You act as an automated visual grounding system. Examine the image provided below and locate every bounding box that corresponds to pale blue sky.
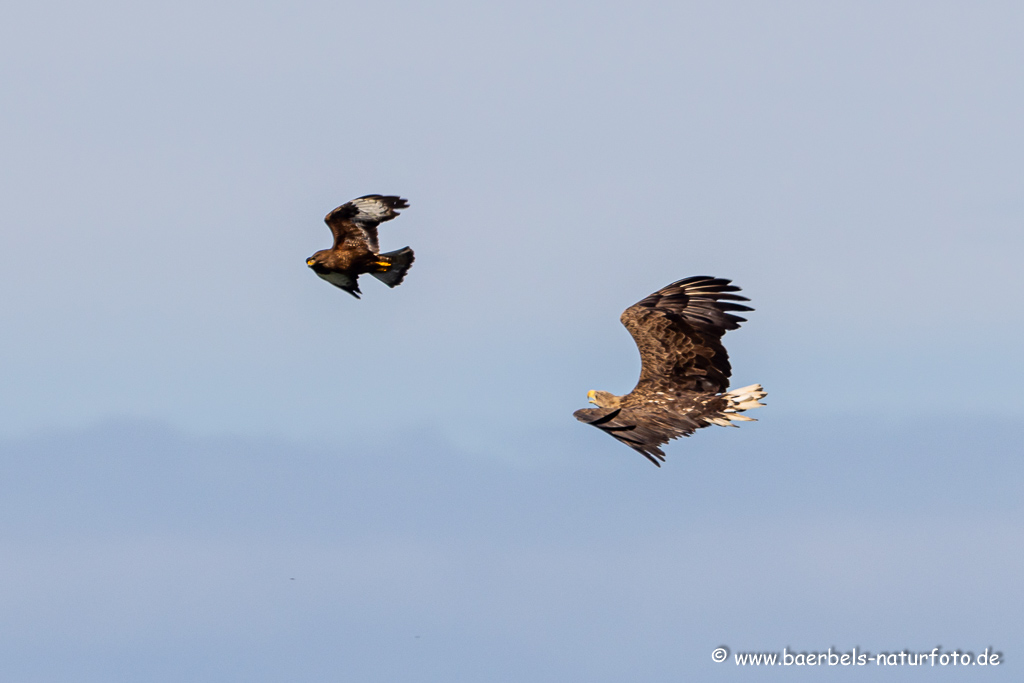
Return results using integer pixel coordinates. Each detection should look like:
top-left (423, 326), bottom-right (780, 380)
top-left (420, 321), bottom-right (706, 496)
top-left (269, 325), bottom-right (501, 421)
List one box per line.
top-left (1, 418), bottom-right (1020, 681)
top-left (1, 1), bottom-right (1022, 680)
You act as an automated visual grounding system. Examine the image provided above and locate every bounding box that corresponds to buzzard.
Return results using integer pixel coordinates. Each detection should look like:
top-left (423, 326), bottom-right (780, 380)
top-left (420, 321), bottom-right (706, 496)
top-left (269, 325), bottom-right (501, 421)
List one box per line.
top-left (306, 195), bottom-right (415, 299)
top-left (574, 276), bottom-right (766, 466)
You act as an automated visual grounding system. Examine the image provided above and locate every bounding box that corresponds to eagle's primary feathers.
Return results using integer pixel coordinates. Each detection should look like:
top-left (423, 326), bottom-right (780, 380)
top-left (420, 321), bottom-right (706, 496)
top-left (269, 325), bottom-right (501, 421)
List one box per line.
top-left (306, 195), bottom-right (415, 299)
top-left (574, 276), bottom-right (766, 466)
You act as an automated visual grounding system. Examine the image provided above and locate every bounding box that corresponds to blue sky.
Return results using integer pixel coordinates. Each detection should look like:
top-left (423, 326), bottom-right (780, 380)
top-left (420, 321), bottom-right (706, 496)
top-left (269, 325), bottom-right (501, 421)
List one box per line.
top-left (1, 417), bottom-right (1020, 681)
top-left (1, 1), bottom-right (1022, 680)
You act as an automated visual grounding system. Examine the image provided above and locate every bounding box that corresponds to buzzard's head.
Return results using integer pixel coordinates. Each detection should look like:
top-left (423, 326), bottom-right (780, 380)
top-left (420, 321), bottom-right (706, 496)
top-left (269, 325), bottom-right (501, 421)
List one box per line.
top-left (306, 252), bottom-right (326, 270)
top-left (588, 390), bottom-right (622, 409)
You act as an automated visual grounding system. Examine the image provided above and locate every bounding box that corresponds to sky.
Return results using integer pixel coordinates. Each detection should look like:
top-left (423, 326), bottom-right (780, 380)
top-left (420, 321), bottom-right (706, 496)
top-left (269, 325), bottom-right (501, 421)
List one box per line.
top-left (1, 1), bottom-right (1022, 681)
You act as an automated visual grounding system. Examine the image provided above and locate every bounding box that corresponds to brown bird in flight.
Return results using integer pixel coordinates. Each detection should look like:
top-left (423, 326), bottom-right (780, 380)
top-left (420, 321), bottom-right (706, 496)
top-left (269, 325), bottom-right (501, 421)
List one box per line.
top-left (574, 276), bottom-right (766, 466)
top-left (306, 195), bottom-right (415, 299)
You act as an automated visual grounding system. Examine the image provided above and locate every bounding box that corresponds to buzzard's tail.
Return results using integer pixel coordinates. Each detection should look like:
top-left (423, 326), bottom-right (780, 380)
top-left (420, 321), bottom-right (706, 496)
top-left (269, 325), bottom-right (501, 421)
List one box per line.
top-left (371, 247), bottom-right (415, 288)
top-left (704, 384), bottom-right (767, 427)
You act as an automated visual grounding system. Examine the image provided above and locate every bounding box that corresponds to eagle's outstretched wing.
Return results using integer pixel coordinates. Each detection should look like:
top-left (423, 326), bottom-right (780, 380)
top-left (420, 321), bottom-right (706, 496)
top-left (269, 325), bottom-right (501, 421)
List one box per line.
top-left (572, 404), bottom-right (706, 466)
top-left (324, 195), bottom-right (409, 253)
top-left (621, 276), bottom-right (751, 397)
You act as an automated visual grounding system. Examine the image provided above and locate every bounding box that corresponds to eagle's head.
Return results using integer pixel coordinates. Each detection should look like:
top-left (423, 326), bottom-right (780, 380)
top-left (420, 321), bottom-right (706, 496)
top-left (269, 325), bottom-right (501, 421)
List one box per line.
top-left (588, 390), bottom-right (622, 409)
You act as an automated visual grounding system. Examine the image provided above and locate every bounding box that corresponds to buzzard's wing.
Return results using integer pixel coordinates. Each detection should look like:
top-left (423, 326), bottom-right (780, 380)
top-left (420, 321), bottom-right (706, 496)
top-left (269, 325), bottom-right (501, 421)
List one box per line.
top-left (324, 195), bottom-right (409, 253)
top-left (620, 276), bottom-right (752, 396)
top-left (315, 271), bottom-right (362, 299)
top-left (573, 405), bottom-right (705, 467)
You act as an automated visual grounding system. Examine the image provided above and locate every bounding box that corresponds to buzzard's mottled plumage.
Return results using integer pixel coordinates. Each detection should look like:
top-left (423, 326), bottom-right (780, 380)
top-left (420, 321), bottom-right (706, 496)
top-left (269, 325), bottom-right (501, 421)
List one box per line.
top-left (574, 276), bottom-right (766, 466)
top-left (306, 195), bottom-right (415, 299)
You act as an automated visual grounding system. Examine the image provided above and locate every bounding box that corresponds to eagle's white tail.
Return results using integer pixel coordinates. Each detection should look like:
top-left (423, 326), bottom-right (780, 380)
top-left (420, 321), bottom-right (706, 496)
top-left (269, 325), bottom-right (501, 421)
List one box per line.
top-left (704, 384), bottom-right (767, 427)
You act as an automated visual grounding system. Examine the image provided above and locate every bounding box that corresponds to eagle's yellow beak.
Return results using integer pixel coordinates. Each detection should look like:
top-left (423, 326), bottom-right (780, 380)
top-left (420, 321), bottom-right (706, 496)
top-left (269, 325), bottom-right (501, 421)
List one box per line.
top-left (306, 258), bottom-right (315, 266)
top-left (587, 390), bottom-right (597, 405)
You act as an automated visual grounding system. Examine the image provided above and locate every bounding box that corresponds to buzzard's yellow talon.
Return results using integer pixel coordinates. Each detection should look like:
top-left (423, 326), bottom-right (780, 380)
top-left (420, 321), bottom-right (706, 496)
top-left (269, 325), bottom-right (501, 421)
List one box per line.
top-left (375, 261), bottom-right (390, 268)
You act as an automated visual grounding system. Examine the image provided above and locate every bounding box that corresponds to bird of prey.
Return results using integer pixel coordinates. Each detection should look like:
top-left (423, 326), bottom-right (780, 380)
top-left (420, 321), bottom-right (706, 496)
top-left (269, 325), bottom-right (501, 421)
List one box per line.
top-left (306, 195), bottom-right (415, 299)
top-left (574, 276), bottom-right (766, 466)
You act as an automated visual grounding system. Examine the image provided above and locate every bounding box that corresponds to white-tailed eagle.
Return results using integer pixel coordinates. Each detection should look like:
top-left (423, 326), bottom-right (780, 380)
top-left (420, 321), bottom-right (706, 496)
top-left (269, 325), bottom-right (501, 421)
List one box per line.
top-left (574, 276), bottom-right (766, 466)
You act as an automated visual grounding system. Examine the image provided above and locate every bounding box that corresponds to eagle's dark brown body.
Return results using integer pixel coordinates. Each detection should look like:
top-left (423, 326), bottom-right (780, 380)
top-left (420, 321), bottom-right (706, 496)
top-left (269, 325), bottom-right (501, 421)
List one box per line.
top-left (574, 276), bottom-right (766, 466)
top-left (306, 195), bottom-right (415, 299)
